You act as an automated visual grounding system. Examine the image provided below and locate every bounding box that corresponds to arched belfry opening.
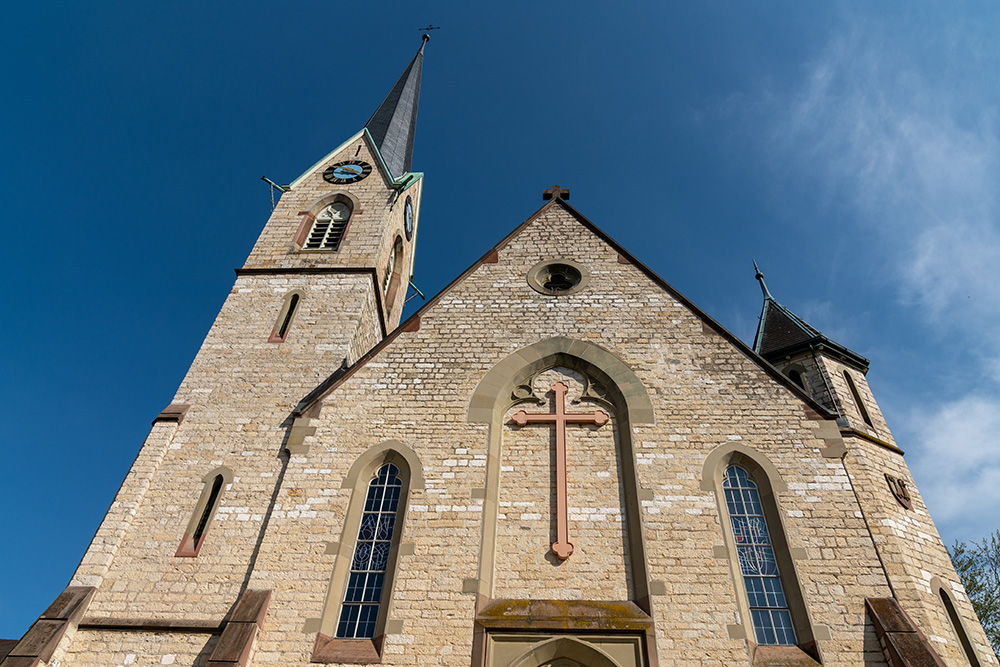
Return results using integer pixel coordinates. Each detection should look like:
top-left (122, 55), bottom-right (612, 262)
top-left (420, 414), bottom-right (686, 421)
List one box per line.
top-left (467, 337), bottom-right (656, 667)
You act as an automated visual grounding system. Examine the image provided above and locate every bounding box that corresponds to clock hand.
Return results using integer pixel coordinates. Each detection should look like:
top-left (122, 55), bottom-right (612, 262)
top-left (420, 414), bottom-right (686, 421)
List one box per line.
top-left (338, 166), bottom-right (361, 175)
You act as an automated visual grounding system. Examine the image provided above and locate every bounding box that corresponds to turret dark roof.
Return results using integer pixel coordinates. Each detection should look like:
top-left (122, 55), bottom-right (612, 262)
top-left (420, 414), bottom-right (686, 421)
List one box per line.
top-left (365, 37), bottom-right (426, 179)
top-left (752, 263), bottom-right (869, 371)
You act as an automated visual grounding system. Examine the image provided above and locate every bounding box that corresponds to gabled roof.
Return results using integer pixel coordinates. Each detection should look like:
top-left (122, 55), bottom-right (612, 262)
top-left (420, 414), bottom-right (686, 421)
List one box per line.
top-left (364, 36), bottom-right (426, 179)
top-left (752, 263), bottom-right (869, 370)
top-left (293, 198), bottom-right (836, 420)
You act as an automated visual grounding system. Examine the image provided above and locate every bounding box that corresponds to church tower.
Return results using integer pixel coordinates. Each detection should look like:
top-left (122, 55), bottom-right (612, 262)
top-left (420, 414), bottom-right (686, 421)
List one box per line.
top-left (0, 38), bottom-right (429, 667)
top-left (752, 265), bottom-right (992, 667)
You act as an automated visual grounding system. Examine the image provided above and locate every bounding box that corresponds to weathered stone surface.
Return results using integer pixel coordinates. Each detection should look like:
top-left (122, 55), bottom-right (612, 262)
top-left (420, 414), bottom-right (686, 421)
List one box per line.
top-left (41, 130), bottom-right (994, 667)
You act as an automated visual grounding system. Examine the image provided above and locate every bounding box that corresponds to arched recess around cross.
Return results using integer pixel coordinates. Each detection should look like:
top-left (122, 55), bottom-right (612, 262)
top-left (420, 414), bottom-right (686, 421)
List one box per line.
top-left (465, 336), bottom-right (656, 611)
top-left (467, 336), bottom-right (654, 426)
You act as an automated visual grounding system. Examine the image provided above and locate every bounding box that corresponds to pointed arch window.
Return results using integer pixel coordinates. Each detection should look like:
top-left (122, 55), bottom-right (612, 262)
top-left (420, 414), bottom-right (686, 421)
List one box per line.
top-left (304, 200), bottom-right (352, 251)
top-left (843, 370), bottom-right (874, 427)
top-left (935, 580), bottom-right (983, 667)
top-left (337, 463), bottom-right (403, 639)
top-left (176, 467), bottom-right (231, 557)
top-left (724, 464), bottom-right (797, 645)
top-left (383, 237), bottom-right (404, 310)
top-left (313, 445), bottom-right (421, 664)
top-left (786, 369), bottom-right (805, 391)
top-left (268, 291), bottom-right (301, 343)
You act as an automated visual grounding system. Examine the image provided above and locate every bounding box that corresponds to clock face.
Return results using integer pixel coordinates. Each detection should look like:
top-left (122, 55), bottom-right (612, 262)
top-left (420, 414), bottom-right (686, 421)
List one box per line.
top-left (404, 196), bottom-right (413, 240)
top-left (323, 160), bottom-right (372, 184)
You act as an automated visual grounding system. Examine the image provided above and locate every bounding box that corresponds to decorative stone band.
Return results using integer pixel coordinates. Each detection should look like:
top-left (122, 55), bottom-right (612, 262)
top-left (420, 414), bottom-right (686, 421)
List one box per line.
top-left (0, 586), bottom-right (95, 667)
top-left (866, 597), bottom-right (947, 667)
top-left (206, 589), bottom-right (272, 667)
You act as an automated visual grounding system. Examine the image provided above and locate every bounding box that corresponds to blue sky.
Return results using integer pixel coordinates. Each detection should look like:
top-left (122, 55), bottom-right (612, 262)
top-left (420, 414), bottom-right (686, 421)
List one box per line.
top-left (2, 2), bottom-right (999, 638)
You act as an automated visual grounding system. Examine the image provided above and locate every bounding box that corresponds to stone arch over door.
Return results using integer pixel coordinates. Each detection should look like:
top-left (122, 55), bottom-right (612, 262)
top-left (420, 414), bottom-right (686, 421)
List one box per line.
top-left (506, 636), bottom-right (623, 667)
top-left (466, 336), bottom-right (656, 608)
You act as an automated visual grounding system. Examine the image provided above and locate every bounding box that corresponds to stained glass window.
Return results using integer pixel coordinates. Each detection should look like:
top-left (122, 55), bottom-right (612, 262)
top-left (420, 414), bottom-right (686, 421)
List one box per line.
top-left (337, 463), bottom-right (402, 639)
top-left (723, 465), bottom-right (797, 646)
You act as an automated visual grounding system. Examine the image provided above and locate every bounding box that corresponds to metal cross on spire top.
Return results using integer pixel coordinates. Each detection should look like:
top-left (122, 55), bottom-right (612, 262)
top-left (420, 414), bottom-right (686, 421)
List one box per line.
top-left (419, 24), bottom-right (441, 39)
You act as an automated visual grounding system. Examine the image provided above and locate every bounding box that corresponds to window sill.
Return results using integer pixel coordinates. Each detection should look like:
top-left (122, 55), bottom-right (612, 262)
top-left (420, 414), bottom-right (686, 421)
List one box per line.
top-left (750, 643), bottom-right (821, 666)
top-left (311, 634), bottom-right (383, 664)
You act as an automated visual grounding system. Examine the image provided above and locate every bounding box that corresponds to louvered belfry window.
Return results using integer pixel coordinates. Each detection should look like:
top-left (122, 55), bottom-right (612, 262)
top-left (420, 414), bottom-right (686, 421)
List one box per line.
top-left (305, 201), bottom-right (352, 250)
top-left (337, 463), bottom-right (402, 638)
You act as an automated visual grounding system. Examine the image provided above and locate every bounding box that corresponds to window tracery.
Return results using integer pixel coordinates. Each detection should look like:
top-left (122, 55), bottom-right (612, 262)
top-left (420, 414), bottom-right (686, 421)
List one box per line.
top-left (336, 463), bottom-right (403, 639)
top-left (723, 464), bottom-right (797, 646)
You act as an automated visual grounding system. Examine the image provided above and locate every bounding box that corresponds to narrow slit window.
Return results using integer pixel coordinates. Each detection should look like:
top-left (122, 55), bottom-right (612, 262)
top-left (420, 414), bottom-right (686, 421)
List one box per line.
top-left (269, 292), bottom-right (301, 343)
top-left (337, 463), bottom-right (402, 639)
top-left (193, 475), bottom-right (223, 545)
top-left (305, 201), bottom-right (352, 250)
top-left (843, 370), bottom-right (874, 427)
top-left (724, 465), bottom-right (797, 646)
top-left (176, 471), bottom-right (228, 557)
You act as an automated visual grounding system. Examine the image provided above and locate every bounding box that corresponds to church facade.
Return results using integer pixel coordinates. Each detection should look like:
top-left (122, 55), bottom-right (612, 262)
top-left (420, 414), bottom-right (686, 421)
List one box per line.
top-left (2, 38), bottom-right (995, 667)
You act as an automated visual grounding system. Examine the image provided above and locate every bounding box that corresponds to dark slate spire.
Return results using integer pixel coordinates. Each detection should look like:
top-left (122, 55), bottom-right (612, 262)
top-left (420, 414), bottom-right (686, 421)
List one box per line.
top-left (365, 36), bottom-right (427, 180)
top-left (751, 263), bottom-right (869, 370)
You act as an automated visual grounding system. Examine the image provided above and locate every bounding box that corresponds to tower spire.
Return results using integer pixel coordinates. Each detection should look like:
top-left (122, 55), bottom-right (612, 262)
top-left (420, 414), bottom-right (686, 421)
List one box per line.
top-left (365, 38), bottom-right (427, 179)
top-left (753, 260), bottom-right (772, 300)
top-left (750, 264), bottom-right (868, 369)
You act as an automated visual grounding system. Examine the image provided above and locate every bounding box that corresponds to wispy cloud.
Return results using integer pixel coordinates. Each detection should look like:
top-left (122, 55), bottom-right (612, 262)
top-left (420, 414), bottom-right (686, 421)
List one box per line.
top-left (773, 18), bottom-right (1000, 331)
top-left (740, 9), bottom-right (1000, 542)
top-left (908, 395), bottom-right (1000, 543)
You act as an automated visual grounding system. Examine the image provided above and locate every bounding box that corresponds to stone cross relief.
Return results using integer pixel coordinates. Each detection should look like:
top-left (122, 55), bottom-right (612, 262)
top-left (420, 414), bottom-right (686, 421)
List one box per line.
top-left (510, 381), bottom-right (611, 560)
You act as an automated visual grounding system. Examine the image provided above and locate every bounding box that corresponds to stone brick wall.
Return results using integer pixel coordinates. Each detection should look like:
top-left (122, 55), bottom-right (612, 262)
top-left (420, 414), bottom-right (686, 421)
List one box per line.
top-left (844, 436), bottom-right (996, 664)
top-left (236, 204), bottom-right (921, 665)
top-left (61, 631), bottom-right (217, 667)
top-left (53, 200), bottom-right (994, 667)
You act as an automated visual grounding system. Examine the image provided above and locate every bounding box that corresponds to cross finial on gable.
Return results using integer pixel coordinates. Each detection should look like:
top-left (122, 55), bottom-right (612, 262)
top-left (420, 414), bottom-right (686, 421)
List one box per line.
top-left (542, 185), bottom-right (570, 201)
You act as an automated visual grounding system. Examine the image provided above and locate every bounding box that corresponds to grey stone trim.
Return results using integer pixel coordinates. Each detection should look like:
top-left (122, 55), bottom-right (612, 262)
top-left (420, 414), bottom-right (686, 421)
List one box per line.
top-left (340, 439), bottom-right (425, 492)
top-left (525, 258), bottom-right (591, 296)
top-left (285, 416), bottom-right (318, 455)
top-left (467, 336), bottom-right (654, 425)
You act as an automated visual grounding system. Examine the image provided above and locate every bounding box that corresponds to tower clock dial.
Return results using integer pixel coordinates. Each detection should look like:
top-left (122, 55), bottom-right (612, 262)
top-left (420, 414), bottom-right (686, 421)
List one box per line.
top-left (404, 196), bottom-right (414, 240)
top-left (323, 160), bottom-right (372, 184)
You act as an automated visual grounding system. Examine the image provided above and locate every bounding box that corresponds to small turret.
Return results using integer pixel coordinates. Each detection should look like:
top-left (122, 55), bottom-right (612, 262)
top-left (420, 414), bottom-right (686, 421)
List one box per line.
top-left (752, 263), bottom-right (892, 440)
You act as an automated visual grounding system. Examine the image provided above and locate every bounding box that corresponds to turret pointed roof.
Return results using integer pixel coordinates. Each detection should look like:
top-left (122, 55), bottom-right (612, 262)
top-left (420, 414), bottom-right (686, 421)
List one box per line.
top-left (752, 262), bottom-right (869, 370)
top-left (365, 36), bottom-right (427, 179)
